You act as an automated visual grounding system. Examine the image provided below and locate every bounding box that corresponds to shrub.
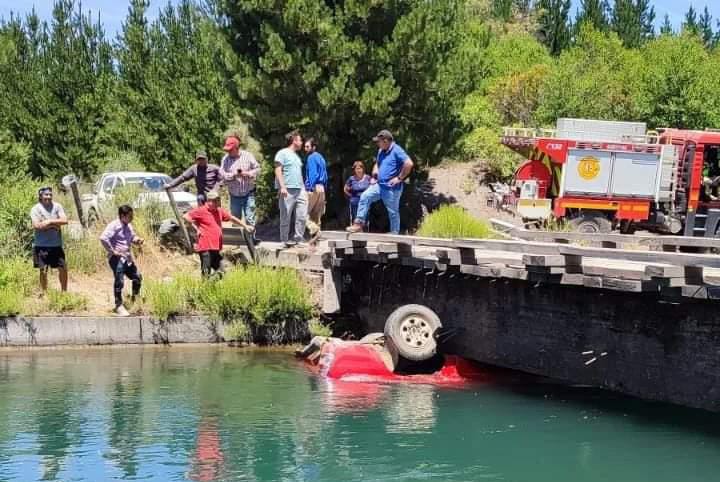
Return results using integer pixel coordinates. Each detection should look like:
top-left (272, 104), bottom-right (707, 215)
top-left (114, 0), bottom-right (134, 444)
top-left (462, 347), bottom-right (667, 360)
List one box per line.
top-left (0, 257), bottom-right (35, 316)
top-left (417, 205), bottom-right (493, 239)
top-left (200, 266), bottom-right (313, 335)
top-left (0, 175), bottom-right (41, 257)
top-left (46, 290), bottom-right (88, 313)
top-left (144, 273), bottom-right (201, 320)
top-left (308, 319), bottom-right (332, 338)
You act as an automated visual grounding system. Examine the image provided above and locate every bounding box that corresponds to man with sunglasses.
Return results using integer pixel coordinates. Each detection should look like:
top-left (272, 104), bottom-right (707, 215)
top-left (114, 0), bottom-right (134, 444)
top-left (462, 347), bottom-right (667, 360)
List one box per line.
top-left (30, 187), bottom-right (69, 292)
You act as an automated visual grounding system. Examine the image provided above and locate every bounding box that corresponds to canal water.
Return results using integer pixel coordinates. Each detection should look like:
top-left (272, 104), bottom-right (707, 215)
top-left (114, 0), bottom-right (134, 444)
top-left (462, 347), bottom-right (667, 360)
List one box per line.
top-left (0, 347), bottom-right (718, 482)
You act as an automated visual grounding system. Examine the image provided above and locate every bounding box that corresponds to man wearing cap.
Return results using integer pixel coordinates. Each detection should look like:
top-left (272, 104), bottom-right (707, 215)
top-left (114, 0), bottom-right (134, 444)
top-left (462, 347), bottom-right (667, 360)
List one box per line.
top-left (183, 191), bottom-right (247, 278)
top-left (165, 150), bottom-right (223, 205)
top-left (275, 130), bottom-right (308, 247)
top-left (30, 187), bottom-right (69, 292)
top-left (347, 129), bottom-right (414, 234)
top-left (219, 135), bottom-right (260, 237)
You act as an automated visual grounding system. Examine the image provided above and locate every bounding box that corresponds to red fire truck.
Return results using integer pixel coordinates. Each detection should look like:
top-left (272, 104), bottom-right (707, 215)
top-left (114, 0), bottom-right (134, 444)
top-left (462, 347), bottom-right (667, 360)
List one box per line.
top-left (501, 118), bottom-right (720, 236)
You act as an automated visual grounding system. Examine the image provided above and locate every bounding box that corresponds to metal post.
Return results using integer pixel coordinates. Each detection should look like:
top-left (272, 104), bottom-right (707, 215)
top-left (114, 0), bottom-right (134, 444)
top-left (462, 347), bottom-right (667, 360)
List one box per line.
top-left (165, 187), bottom-right (193, 254)
top-left (69, 179), bottom-right (86, 229)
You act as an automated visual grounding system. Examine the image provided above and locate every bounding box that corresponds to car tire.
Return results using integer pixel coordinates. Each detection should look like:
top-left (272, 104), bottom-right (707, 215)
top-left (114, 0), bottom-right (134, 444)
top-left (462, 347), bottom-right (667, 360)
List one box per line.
top-left (568, 211), bottom-right (612, 233)
top-left (384, 304), bottom-right (442, 362)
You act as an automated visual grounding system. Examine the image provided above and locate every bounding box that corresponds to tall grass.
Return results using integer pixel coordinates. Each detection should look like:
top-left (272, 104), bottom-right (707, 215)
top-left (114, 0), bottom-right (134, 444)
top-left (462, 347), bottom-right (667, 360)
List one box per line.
top-left (46, 290), bottom-right (89, 313)
top-left (0, 257), bottom-right (35, 316)
top-left (200, 266), bottom-right (314, 341)
top-left (144, 272), bottom-right (201, 320)
top-left (0, 175), bottom-right (41, 258)
top-left (416, 204), bottom-right (493, 239)
top-left (65, 231), bottom-right (107, 274)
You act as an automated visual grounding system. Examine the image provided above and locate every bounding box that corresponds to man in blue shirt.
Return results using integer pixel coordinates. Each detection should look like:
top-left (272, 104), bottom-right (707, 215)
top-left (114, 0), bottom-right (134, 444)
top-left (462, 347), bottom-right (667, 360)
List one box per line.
top-left (347, 129), bottom-right (414, 234)
top-left (304, 137), bottom-right (328, 240)
top-left (275, 130), bottom-right (308, 247)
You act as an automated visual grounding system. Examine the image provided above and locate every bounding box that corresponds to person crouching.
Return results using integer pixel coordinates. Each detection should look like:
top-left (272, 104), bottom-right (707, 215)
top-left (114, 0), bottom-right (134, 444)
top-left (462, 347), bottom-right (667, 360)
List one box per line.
top-left (100, 205), bottom-right (145, 316)
top-left (183, 191), bottom-right (248, 278)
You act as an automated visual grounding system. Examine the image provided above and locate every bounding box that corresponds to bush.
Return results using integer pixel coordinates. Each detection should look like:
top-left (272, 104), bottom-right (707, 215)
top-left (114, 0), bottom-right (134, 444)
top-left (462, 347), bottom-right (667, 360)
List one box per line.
top-left (416, 204), bottom-right (493, 239)
top-left (0, 257), bottom-right (35, 316)
top-left (144, 273), bottom-right (201, 320)
top-left (308, 319), bottom-right (332, 338)
top-left (0, 175), bottom-right (42, 257)
top-left (200, 266), bottom-right (313, 339)
top-left (46, 290), bottom-right (88, 313)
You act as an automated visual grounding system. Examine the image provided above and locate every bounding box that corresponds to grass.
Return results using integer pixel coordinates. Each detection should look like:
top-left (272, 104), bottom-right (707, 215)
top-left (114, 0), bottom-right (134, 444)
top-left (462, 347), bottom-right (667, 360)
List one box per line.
top-left (46, 290), bottom-right (89, 313)
top-left (416, 204), bottom-right (494, 239)
top-left (308, 319), bottom-right (332, 337)
top-left (144, 272), bottom-right (201, 320)
top-left (65, 231), bottom-right (108, 274)
top-left (0, 257), bottom-right (35, 316)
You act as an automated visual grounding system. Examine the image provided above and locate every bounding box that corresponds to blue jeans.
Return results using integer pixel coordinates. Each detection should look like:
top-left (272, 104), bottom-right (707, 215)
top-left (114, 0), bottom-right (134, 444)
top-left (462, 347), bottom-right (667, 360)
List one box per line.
top-left (230, 192), bottom-right (256, 226)
top-left (354, 183), bottom-right (403, 234)
top-left (109, 256), bottom-right (142, 308)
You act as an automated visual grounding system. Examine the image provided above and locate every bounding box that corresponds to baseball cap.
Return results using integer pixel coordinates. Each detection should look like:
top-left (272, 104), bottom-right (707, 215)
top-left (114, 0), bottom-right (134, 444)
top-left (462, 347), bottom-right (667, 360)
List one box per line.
top-left (195, 150), bottom-right (208, 160)
top-left (372, 129), bottom-right (394, 142)
top-left (223, 136), bottom-right (240, 151)
top-left (206, 191), bottom-right (220, 200)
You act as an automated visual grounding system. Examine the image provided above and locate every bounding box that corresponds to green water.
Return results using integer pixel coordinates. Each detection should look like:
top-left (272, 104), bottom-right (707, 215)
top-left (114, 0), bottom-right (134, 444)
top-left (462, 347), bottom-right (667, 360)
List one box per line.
top-left (0, 347), bottom-right (719, 482)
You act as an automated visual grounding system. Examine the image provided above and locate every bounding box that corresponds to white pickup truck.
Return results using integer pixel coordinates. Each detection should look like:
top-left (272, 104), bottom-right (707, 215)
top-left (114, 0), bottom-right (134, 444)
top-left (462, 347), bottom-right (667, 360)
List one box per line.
top-left (82, 171), bottom-right (198, 224)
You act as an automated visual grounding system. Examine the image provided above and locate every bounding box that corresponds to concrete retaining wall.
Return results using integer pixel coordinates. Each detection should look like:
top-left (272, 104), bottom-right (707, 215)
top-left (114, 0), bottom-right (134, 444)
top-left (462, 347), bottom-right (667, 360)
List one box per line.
top-left (342, 262), bottom-right (720, 412)
top-left (0, 316), bottom-right (222, 347)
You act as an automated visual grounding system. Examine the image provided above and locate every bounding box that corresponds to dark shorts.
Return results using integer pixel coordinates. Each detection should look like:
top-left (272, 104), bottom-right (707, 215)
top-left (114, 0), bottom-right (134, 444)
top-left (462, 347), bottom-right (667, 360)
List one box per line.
top-left (33, 246), bottom-right (66, 270)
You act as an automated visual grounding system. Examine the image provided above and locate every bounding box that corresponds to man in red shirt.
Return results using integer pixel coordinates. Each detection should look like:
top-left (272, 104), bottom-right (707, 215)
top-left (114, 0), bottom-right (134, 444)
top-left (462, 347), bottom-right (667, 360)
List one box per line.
top-left (183, 191), bottom-right (247, 277)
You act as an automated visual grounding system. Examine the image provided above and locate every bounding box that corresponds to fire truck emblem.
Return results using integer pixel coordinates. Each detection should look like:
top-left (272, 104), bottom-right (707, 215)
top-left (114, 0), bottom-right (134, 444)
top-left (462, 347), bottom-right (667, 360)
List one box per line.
top-left (577, 156), bottom-right (601, 180)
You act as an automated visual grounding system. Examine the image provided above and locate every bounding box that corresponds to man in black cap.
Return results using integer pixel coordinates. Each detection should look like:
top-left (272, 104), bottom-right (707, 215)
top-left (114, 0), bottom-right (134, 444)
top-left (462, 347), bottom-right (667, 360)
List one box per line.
top-left (347, 129), bottom-right (414, 234)
top-left (165, 150), bottom-right (223, 205)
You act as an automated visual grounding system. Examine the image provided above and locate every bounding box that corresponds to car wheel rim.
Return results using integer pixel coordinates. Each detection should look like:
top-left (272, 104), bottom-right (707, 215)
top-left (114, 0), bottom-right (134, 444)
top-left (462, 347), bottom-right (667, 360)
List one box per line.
top-left (399, 316), bottom-right (432, 349)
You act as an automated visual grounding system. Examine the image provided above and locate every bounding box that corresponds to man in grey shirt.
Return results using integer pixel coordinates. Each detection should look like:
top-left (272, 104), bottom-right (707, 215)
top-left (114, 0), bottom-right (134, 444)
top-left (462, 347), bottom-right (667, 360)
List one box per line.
top-left (165, 150), bottom-right (223, 205)
top-left (30, 187), bottom-right (68, 291)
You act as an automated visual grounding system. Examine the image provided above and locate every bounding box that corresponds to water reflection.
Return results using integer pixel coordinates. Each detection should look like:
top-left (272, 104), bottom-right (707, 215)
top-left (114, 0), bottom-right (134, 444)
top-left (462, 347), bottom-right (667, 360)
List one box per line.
top-left (187, 414), bottom-right (226, 482)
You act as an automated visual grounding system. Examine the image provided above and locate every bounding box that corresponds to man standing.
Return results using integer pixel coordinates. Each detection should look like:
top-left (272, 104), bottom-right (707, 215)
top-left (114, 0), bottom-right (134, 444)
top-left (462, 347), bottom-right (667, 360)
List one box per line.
top-left (303, 137), bottom-right (328, 241)
top-left (100, 205), bottom-right (145, 316)
top-left (165, 150), bottom-right (223, 205)
top-left (30, 187), bottom-right (68, 292)
top-left (220, 135), bottom-right (260, 237)
top-left (183, 191), bottom-right (247, 278)
top-left (275, 130), bottom-right (308, 247)
top-left (347, 130), bottom-right (414, 234)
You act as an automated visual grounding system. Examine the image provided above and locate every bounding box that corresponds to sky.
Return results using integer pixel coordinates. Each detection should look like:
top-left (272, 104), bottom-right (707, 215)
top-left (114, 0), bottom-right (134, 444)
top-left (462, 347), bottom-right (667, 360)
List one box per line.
top-left (0, 0), bottom-right (718, 38)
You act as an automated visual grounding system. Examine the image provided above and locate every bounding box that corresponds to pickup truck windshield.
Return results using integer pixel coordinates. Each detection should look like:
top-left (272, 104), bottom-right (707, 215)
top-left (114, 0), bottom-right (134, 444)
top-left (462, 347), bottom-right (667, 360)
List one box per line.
top-left (123, 176), bottom-right (171, 192)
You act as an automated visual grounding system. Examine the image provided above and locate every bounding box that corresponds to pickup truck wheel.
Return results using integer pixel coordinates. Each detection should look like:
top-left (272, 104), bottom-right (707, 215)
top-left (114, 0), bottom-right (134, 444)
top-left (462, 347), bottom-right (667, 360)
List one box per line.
top-left (384, 304), bottom-right (442, 362)
top-left (569, 211), bottom-right (612, 234)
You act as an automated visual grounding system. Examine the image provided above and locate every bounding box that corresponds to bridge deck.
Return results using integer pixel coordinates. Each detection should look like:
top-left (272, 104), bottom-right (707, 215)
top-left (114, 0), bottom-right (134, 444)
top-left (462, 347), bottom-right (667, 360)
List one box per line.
top-left (222, 228), bottom-right (720, 300)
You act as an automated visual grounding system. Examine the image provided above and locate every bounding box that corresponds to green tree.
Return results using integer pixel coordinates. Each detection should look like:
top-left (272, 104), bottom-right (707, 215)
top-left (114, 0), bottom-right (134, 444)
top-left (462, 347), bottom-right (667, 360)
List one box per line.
top-left (216, 0), bottom-right (471, 167)
top-left (536, 0), bottom-right (571, 54)
top-left (611, 0), bottom-right (655, 48)
top-left (575, 0), bottom-right (610, 33)
top-left (698, 6), bottom-right (714, 47)
top-left (659, 13), bottom-right (673, 36)
top-left (683, 6), bottom-right (698, 35)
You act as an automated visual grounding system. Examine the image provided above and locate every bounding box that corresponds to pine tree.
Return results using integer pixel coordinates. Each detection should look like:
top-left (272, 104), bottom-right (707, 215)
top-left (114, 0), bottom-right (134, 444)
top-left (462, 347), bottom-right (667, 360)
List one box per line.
top-left (575, 0), bottom-right (610, 32)
top-left (659, 13), bottom-right (673, 36)
top-left (118, 0), bottom-right (150, 91)
top-left (611, 0), bottom-right (655, 48)
top-left (698, 6), bottom-right (713, 47)
top-left (683, 6), bottom-right (699, 35)
top-left (537, 0), bottom-right (572, 55)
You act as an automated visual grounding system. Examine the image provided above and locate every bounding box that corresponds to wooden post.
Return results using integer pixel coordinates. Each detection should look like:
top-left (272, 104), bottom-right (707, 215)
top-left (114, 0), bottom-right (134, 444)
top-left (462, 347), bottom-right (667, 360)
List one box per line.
top-left (68, 179), bottom-right (86, 229)
top-left (165, 187), bottom-right (193, 254)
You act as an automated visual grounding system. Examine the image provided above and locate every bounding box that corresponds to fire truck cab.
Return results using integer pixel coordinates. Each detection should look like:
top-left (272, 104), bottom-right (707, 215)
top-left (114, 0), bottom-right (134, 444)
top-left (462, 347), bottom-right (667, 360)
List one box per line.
top-left (501, 118), bottom-right (720, 237)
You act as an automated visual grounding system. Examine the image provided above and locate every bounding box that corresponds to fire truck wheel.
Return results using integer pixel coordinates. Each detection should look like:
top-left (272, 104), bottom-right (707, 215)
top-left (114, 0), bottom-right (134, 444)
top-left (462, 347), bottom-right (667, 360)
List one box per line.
top-left (569, 211), bottom-right (612, 234)
top-left (384, 304), bottom-right (442, 362)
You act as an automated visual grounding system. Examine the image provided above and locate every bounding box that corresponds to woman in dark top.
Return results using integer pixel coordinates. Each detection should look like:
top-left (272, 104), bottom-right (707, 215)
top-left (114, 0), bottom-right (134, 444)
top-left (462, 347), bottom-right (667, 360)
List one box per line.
top-left (344, 161), bottom-right (372, 223)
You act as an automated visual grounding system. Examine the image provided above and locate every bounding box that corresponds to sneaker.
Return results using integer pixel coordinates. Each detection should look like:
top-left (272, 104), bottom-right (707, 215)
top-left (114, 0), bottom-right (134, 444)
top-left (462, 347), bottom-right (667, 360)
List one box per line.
top-left (284, 240), bottom-right (297, 248)
top-left (346, 223), bottom-right (363, 233)
top-left (114, 305), bottom-right (130, 317)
